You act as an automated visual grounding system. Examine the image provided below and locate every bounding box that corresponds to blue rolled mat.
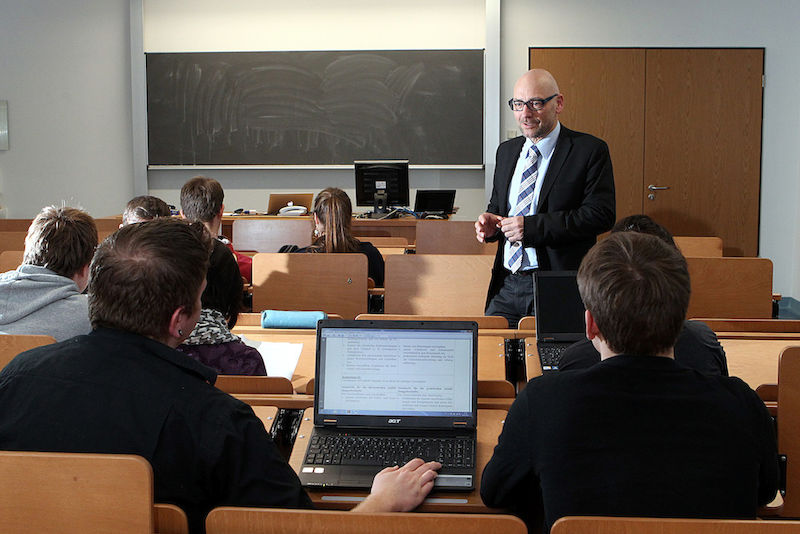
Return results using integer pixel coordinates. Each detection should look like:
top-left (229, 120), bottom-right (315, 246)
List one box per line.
top-left (261, 310), bottom-right (327, 329)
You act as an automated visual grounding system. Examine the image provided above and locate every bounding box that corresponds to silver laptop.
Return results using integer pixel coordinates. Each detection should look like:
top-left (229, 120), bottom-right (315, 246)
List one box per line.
top-left (534, 271), bottom-right (586, 372)
top-left (299, 319), bottom-right (478, 491)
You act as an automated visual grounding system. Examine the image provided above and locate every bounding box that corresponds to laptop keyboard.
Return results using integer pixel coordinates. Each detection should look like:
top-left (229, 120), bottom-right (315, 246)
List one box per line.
top-left (538, 344), bottom-right (567, 371)
top-left (305, 434), bottom-right (475, 468)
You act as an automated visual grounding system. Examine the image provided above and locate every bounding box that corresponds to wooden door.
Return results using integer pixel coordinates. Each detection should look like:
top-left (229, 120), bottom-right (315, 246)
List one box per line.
top-left (644, 49), bottom-right (763, 256)
top-left (529, 48), bottom-right (645, 221)
top-left (528, 48), bottom-right (763, 256)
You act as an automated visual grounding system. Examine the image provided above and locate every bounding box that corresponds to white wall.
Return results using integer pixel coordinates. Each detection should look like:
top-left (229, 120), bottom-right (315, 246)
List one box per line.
top-left (144, 0), bottom-right (484, 52)
top-left (142, 0), bottom-right (489, 221)
top-left (0, 0), bottom-right (134, 218)
top-left (502, 0), bottom-right (800, 296)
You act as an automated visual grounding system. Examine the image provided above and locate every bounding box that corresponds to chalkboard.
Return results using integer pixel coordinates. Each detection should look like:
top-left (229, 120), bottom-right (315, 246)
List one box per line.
top-left (146, 50), bottom-right (484, 166)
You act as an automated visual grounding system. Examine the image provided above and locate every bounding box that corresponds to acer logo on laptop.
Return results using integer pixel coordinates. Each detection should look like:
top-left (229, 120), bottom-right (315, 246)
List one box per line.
top-left (388, 418), bottom-right (402, 424)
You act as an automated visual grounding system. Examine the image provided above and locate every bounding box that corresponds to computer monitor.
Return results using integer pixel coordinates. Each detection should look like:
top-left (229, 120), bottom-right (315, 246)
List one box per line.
top-left (354, 160), bottom-right (410, 217)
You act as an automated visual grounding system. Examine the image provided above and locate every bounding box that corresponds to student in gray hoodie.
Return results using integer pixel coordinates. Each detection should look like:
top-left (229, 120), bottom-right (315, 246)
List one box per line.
top-left (0, 206), bottom-right (97, 341)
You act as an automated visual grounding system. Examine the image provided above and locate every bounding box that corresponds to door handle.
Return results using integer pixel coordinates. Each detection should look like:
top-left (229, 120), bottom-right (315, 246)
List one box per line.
top-left (648, 184), bottom-right (670, 191)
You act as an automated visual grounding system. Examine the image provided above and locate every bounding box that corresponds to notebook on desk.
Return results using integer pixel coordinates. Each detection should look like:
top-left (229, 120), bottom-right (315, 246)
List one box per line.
top-left (299, 319), bottom-right (478, 491)
top-left (534, 271), bottom-right (586, 372)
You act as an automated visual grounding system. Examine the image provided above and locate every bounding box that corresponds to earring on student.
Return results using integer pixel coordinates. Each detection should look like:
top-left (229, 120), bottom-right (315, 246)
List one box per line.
top-left (178, 329), bottom-right (183, 336)
top-left (313, 229), bottom-right (319, 238)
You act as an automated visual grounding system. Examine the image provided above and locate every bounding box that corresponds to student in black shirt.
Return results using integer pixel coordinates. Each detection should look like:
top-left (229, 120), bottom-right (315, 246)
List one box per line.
top-left (482, 232), bottom-right (777, 532)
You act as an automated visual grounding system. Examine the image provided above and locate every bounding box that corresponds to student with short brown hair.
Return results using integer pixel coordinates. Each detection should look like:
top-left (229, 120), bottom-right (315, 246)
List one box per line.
top-left (577, 231), bottom-right (690, 355)
top-left (0, 205), bottom-right (97, 340)
top-left (88, 218), bottom-right (211, 338)
top-left (180, 175), bottom-right (252, 283)
top-left (180, 176), bottom-right (224, 224)
top-left (482, 232), bottom-right (778, 533)
top-left (178, 176), bottom-right (259, 374)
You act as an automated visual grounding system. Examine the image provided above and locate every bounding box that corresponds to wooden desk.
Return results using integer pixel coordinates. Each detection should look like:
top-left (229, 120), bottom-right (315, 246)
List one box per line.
top-left (234, 327), bottom-right (512, 389)
top-left (521, 332), bottom-right (799, 391)
top-left (288, 407), bottom-right (506, 513)
top-left (351, 218), bottom-right (418, 243)
top-left (232, 328), bottom-right (318, 393)
top-left (232, 327), bottom-right (516, 409)
top-left (719, 337), bottom-right (798, 390)
top-left (222, 215), bottom-right (420, 246)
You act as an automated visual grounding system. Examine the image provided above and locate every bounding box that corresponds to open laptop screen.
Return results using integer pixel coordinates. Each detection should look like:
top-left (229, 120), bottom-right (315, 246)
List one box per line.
top-left (414, 189), bottom-right (456, 214)
top-left (316, 321), bottom-right (476, 421)
top-left (534, 271), bottom-right (586, 340)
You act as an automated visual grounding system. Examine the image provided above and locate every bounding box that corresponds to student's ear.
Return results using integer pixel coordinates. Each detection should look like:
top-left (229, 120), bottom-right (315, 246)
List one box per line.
top-left (166, 305), bottom-right (193, 346)
top-left (73, 263), bottom-right (91, 293)
top-left (584, 309), bottom-right (601, 341)
top-left (219, 204), bottom-right (225, 217)
top-left (179, 209), bottom-right (186, 219)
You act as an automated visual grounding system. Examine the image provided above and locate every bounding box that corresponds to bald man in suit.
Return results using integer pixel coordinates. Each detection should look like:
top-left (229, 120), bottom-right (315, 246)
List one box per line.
top-left (476, 69), bottom-right (616, 327)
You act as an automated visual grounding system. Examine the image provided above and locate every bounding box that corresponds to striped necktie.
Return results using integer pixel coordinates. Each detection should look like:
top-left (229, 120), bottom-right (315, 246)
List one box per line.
top-left (508, 145), bottom-right (541, 273)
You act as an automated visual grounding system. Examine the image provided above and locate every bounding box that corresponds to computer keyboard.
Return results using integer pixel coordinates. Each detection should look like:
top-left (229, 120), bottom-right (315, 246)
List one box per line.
top-left (305, 434), bottom-right (474, 468)
top-left (538, 344), bottom-right (568, 371)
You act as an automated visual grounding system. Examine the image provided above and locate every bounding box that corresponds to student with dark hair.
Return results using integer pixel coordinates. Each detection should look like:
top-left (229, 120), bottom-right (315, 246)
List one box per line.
top-left (0, 218), bottom-right (441, 534)
top-left (558, 214), bottom-right (728, 375)
top-left (300, 187), bottom-right (385, 286)
top-left (180, 176), bottom-right (224, 223)
top-left (0, 205), bottom-right (97, 341)
top-left (180, 175), bottom-right (252, 283)
top-left (481, 232), bottom-right (778, 532)
top-left (177, 237), bottom-right (266, 375)
top-left (121, 195), bottom-right (172, 226)
top-left (609, 213), bottom-right (677, 247)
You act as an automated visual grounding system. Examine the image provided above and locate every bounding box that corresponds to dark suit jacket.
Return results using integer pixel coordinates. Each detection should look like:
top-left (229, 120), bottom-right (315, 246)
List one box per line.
top-left (485, 126), bottom-right (615, 306)
top-left (480, 355), bottom-right (778, 533)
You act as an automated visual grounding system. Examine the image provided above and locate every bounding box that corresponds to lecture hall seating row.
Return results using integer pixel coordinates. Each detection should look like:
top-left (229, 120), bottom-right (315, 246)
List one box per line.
top-left (0, 446), bottom-right (535, 533)
top-left (5, 445), bottom-right (800, 534)
top-left (0, 212), bottom-right (739, 257)
top-left (225, 217), bottom-right (726, 256)
top-left (5, 214), bottom-right (765, 320)
top-left (248, 251), bottom-right (774, 321)
top-left (250, 253), bottom-right (496, 319)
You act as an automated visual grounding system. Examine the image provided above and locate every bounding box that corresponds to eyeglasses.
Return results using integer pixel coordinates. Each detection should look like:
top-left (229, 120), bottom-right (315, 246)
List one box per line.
top-left (507, 94), bottom-right (558, 112)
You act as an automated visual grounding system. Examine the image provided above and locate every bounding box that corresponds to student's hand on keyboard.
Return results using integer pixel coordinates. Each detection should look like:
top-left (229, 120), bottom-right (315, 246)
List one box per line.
top-left (354, 458), bottom-right (442, 512)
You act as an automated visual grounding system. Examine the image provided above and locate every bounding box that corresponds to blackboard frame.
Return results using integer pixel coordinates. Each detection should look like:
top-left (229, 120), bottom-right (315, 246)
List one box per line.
top-left (146, 50), bottom-right (484, 168)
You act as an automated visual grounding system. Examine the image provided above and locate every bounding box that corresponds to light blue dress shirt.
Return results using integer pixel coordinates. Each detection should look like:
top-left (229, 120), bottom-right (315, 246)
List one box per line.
top-left (503, 122), bottom-right (561, 271)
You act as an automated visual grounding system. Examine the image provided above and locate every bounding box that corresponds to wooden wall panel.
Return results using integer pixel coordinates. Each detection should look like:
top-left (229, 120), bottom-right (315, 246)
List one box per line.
top-left (644, 49), bottom-right (763, 256)
top-left (528, 47), bottom-right (763, 257)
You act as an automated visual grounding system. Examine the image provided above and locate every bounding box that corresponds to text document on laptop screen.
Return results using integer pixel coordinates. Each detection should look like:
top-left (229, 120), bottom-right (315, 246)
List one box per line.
top-left (318, 327), bottom-right (474, 417)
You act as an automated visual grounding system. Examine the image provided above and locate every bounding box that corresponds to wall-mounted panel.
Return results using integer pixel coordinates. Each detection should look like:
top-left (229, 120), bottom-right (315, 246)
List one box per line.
top-left (146, 50), bottom-right (484, 166)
